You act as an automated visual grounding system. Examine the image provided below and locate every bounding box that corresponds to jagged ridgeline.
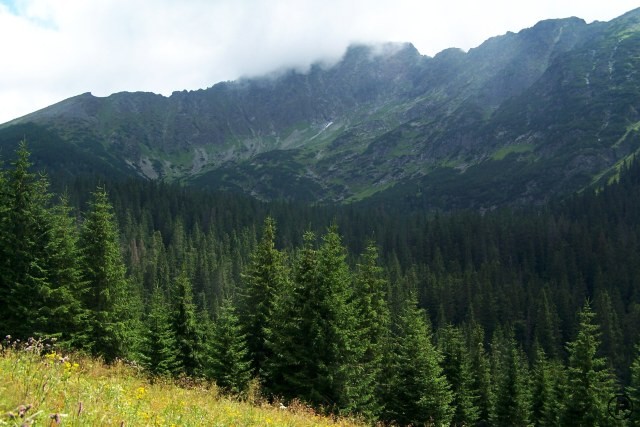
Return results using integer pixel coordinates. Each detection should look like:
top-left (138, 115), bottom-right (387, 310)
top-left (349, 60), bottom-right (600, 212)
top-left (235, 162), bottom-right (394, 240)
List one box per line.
top-left (2, 7), bottom-right (640, 208)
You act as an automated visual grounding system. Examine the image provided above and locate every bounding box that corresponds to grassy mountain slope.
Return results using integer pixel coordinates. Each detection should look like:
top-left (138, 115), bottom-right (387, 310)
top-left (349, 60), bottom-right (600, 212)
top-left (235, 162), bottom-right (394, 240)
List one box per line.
top-left (0, 344), bottom-right (362, 427)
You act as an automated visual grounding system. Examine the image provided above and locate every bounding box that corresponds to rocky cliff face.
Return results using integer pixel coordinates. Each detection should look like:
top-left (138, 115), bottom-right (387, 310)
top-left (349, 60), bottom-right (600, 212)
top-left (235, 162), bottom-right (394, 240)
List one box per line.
top-left (2, 8), bottom-right (640, 208)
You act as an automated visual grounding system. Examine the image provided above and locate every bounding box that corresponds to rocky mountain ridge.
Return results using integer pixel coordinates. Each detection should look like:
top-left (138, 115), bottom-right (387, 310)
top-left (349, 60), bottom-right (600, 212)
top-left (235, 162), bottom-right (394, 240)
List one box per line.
top-left (2, 8), bottom-right (640, 209)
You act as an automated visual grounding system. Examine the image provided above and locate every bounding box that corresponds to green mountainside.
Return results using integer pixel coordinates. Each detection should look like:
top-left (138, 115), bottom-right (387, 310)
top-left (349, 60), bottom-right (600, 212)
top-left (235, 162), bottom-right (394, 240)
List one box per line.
top-left (2, 8), bottom-right (640, 208)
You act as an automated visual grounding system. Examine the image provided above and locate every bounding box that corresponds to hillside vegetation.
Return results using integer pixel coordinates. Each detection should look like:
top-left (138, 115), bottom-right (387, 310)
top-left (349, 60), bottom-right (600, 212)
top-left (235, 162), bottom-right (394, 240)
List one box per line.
top-left (0, 339), bottom-right (361, 427)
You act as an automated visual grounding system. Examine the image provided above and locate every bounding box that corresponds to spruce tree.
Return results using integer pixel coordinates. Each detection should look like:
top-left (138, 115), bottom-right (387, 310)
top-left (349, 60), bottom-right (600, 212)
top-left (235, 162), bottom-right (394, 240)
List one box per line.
top-left (0, 142), bottom-right (53, 338)
top-left (265, 227), bottom-right (356, 413)
top-left (531, 344), bottom-right (565, 426)
top-left (314, 225), bottom-right (357, 412)
top-left (490, 330), bottom-right (531, 426)
top-left (626, 345), bottom-right (640, 425)
top-left (439, 324), bottom-right (480, 426)
top-left (139, 285), bottom-right (180, 377)
top-left (43, 194), bottom-right (87, 347)
top-left (145, 231), bottom-right (171, 293)
top-left (346, 242), bottom-right (391, 419)
top-left (171, 269), bottom-right (202, 377)
top-left (263, 231), bottom-right (316, 400)
top-left (594, 290), bottom-right (624, 373)
top-left (239, 217), bottom-right (289, 376)
top-left (383, 293), bottom-right (453, 426)
top-left (208, 297), bottom-right (252, 394)
top-left (78, 186), bottom-right (132, 362)
top-left (562, 300), bottom-right (617, 426)
top-left (466, 322), bottom-right (493, 424)
top-left (534, 288), bottom-right (562, 358)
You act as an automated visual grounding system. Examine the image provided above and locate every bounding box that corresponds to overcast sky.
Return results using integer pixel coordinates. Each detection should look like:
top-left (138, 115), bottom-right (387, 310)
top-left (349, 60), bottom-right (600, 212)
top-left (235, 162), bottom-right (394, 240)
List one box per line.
top-left (0, 0), bottom-right (638, 124)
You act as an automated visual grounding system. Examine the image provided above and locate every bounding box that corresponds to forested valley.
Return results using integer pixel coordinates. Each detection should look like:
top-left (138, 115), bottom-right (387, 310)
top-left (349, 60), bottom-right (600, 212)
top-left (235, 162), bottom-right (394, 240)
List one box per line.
top-left (3, 141), bottom-right (640, 425)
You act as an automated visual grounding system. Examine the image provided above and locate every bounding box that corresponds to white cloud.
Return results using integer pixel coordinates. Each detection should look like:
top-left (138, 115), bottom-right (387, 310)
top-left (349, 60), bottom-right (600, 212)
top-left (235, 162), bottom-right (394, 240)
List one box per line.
top-left (0, 0), bottom-right (638, 124)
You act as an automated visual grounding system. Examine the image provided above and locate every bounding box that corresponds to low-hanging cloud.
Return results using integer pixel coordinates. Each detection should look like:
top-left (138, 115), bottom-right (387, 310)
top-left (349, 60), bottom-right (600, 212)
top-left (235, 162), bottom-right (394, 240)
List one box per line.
top-left (0, 0), bottom-right (638, 124)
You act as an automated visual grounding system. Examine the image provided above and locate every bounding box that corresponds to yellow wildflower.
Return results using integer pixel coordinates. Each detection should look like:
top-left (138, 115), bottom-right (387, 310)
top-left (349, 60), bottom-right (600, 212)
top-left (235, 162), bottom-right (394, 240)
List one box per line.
top-left (135, 386), bottom-right (146, 400)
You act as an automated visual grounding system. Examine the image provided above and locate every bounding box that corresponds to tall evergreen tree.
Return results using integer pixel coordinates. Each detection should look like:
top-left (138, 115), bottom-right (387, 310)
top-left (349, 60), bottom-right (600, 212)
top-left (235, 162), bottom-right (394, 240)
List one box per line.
top-left (466, 322), bottom-right (493, 425)
top-left (0, 142), bottom-right (53, 338)
top-left (531, 344), bottom-right (565, 426)
top-left (43, 194), bottom-right (87, 347)
top-left (265, 227), bottom-right (356, 413)
top-left (239, 217), bottom-right (289, 376)
top-left (594, 290), bottom-right (624, 373)
top-left (171, 269), bottom-right (202, 377)
top-left (345, 242), bottom-right (391, 419)
top-left (314, 225), bottom-right (357, 412)
top-left (139, 285), bottom-right (180, 377)
top-left (383, 293), bottom-right (454, 426)
top-left (490, 330), bottom-right (531, 427)
top-left (534, 288), bottom-right (562, 358)
top-left (142, 231), bottom-right (170, 294)
top-left (78, 186), bottom-right (131, 362)
top-left (208, 297), bottom-right (252, 394)
top-left (439, 324), bottom-right (479, 426)
top-left (263, 231), bottom-right (316, 400)
top-left (562, 300), bottom-right (617, 426)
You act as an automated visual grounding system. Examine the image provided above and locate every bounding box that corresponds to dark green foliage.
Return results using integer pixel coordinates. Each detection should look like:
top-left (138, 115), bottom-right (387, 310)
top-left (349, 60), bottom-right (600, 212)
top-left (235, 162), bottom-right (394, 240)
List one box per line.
top-left (78, 187), bottom-right (132, 362)
top-left (6, 139), bottom-right (640, 424)
top-left (0, 123), bottom-right (138, 185)
top-left (466, 322), bottom-right (493, 424)
top-left (626, 345), bottom-right (640, 425)
top-left (266, 227), bottom-right (357, 411)
top-left (313, 226), bottom-right (357, 412)
top-left (383, 293), bottom-right (454, 426)
top-left (263, 231), bottom-right (316, 399)
top-left (534, 288), bottom-right (562, 358)
top-left (264, 227), bottom-right (362, 414)
top-left (0, 159), bottom-right (7, 328)
top-left (531, 345), bottom-right (566, 426)
top-left (562, 300), bottom-right (617, 426)
top-left (490, 329), bottom-right (531, 426)
top-left (207, 297), bottom-right (252, 394)
top-left (139, 286), bottom-right (180, 377)
top-left (171, 269), bottom-right (202, 377)
top-left (594, 290), bottom-right (624, 374)
top-left (43, 194), bottom-right (87, 347)
top-left (438, 325), bottom-right (479, 426)
top-left (0, 142), bottom-right (53, 338)
top-left (239, 217), bottom-right (289, 376)
top-left (346, 243), bottom-right (391, 419)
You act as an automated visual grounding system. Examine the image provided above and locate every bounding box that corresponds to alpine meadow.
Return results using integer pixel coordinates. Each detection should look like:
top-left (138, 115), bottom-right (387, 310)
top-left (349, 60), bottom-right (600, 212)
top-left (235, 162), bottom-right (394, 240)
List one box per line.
top-left (3, 5), bottom-right (640, 426)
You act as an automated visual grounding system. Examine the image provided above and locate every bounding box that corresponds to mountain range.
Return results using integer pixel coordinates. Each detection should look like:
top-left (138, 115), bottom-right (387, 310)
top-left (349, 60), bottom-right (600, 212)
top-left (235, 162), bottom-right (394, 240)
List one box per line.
top-left (2, 7), bottom-right (640, 210)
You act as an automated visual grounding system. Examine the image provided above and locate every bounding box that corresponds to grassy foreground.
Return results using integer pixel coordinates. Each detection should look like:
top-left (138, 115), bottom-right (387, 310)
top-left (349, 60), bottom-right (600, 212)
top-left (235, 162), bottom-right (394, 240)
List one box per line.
top-left (0, 344), bottom-right (363, 427)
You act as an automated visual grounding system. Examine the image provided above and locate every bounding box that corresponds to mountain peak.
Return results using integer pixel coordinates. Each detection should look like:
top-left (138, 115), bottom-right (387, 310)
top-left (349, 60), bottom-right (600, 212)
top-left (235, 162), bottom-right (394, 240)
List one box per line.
top-left (340, 41), bottom-right (420, 63)
top-left (3, 9), bottom-right (640, 208)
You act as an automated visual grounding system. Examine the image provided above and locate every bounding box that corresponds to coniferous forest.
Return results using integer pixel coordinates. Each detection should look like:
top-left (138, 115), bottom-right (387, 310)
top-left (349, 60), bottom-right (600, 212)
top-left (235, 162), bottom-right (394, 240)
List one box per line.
top-left (3, 141), bottom-right (640, 425)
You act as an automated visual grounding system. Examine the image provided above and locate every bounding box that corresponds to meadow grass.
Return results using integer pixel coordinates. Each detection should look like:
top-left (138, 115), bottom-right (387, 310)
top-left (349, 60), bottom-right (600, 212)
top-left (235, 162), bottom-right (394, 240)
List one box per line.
top-left (0, 342), bottom-right (364, 427)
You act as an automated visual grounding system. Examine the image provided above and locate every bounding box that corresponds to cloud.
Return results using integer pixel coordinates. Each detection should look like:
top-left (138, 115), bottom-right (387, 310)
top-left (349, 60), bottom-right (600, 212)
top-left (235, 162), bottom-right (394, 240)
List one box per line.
top-left (0, 0), bottom-right (639, 124)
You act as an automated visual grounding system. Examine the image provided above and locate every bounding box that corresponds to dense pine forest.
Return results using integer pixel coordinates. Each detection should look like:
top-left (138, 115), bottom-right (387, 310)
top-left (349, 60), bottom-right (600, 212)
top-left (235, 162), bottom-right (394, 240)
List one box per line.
top-left (3, 141), bottom-right (640, 425)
